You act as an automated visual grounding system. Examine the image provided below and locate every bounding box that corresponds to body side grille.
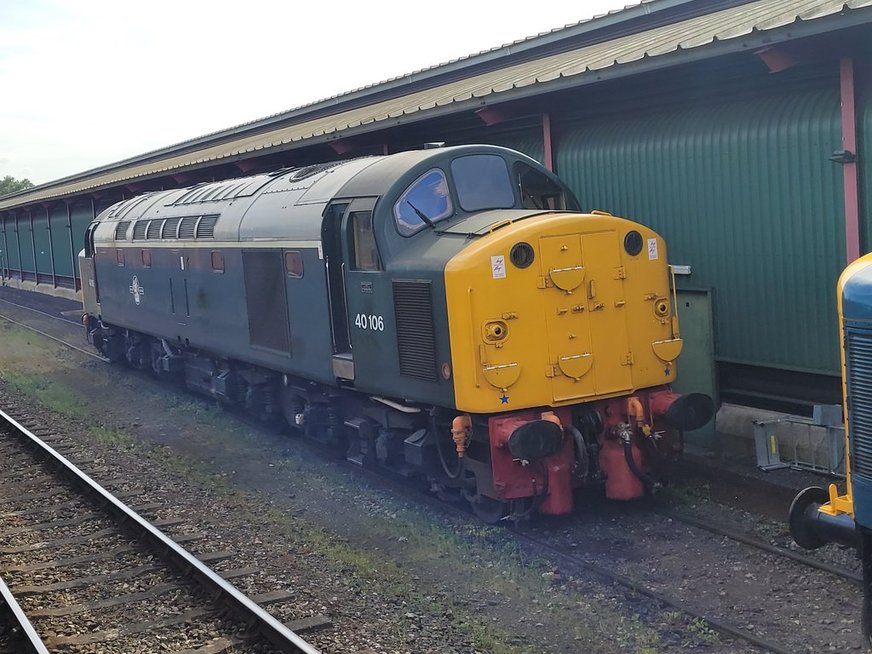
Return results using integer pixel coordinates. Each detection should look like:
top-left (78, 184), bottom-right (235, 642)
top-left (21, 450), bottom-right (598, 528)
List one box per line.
top-left (114, 221), bottom-right (130, 240)
top-left (848, 329), bottom-right (872, 478)
top-left (393, 280), bottom-right (437, 381)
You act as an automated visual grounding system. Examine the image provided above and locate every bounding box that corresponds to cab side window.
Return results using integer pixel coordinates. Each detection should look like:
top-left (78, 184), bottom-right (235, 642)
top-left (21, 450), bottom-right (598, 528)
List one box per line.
top-left (350, 211), bottom-right (381, 271)
top-left (514, 162), bottom-right (577, 211)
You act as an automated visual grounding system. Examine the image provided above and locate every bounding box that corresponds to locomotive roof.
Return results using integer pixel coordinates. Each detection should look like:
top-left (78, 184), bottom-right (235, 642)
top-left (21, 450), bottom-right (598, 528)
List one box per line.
top-left (94, 144), bottom-right (528, 244)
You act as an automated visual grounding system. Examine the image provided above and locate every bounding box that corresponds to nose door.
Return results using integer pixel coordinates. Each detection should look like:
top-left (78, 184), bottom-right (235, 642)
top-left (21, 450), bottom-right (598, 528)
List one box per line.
top-left (540, 230), bottom-right (632, 402)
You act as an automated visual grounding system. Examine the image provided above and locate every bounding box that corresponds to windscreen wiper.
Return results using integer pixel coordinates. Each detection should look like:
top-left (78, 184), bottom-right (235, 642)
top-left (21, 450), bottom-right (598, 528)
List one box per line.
top-left (406, 200), bottom-right (435, 228)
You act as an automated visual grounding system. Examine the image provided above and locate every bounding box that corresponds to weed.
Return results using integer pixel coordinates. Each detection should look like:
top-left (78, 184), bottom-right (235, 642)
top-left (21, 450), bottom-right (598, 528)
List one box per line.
top-left (1, 371), bottom-right (90, 419)
top-left (687, 617), bottom-right (720, 643)
top-left (91, 426), bottom-right (137, 450)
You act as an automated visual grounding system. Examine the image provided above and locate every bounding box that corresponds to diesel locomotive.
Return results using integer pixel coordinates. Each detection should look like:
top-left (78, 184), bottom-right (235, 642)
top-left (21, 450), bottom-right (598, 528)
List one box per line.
top-left (80, 144), bottom-right (713, 521)
top-left (790, 253), bottom-right (872, 646)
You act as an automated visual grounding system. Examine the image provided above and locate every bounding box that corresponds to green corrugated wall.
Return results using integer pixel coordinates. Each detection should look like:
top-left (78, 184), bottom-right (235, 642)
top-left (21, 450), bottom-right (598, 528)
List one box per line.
top-left (484, 131), bottom-right (545, 165)
top-left (32, 212), bottom-right (52, 277)
top-left (556, 85), bottom-right (845, 375)
top-left (49, 206), bottom-right (73, 280)
top-left (71, 204), bottom-right (93, 275)
top-left (0, 216), bottom-right (20, 273)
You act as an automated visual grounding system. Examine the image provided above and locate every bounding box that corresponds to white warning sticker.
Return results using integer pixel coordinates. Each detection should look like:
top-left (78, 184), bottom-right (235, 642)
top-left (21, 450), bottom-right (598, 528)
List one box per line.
top-left (647, 238), bottom-right (659, 261)
top-left (491, 255), bottom-right (507, 279)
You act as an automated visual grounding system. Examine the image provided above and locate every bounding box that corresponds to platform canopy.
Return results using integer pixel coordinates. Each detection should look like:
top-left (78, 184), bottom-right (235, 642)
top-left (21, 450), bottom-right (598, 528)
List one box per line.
top-left (2, 0), bottom-right (870, 211)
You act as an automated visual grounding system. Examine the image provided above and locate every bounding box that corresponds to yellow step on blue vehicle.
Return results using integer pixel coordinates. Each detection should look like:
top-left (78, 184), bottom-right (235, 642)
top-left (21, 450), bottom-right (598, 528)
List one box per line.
top-left (790, 253), bottom-right (872, 648)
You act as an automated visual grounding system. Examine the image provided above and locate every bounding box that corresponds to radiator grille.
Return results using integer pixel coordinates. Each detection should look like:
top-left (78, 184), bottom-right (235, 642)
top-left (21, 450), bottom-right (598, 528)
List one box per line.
top-left (196, 214), bottom-right (219, 239)
top-left (146, 219), bottom-right (163, 240)
top-left (393, 280), bottom-right (437, 381)
top-left (848, 329), bottom-right (872, 478)
top-left (178, 216), bottom-right (197, 239)
top-left (132, 221), bottom-right (148, 240)
top-left (162, 217), bottom-right (181, 238)
top-left (114, 221), bottom-right (130, 240)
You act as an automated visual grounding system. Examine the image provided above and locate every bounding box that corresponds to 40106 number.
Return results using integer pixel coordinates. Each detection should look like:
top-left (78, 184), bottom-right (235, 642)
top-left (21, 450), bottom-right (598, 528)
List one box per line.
top-left (354, 313), bottom-right (385, 331)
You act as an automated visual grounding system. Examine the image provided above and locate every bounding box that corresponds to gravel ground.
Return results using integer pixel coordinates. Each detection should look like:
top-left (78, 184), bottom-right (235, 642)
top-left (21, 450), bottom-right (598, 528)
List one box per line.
top-left (0, 299), bottom-right (673, 653)
top-left (526, 499), bottom-right (863, 652)
top-left (0, 286), bottom-right (864, 653)
top-left (662, 489), bottom-right (861, 574)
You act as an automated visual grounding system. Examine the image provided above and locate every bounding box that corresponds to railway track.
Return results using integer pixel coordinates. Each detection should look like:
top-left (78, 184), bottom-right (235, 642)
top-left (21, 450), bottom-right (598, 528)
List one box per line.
top-left (335, 458), bottom-right (829, 654)
top-left (0, 405), bottom-right (321, 654)
top-left (655, 506), bottom-right (862, 585)
top-left (0, 296), bottom-right (105, 362)
top-left (338, 469), bottom-right (861, 653)
top-left (509, 526), bottom-right (795, 654)
top-left (0, 294), bottom-right (864, 653)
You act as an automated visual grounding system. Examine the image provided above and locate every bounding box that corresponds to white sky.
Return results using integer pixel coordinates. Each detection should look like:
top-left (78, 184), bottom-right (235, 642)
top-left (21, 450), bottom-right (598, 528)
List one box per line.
top-left (1, 0), bottom-right (633, 185)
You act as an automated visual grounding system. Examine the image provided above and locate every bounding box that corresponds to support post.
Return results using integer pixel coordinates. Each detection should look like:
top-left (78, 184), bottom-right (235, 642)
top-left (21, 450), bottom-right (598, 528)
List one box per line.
top-left (28, 210), bottom-right (37, 284)
top-left (14, 213), bottom-right (22, 282)
top-left (46, 206), bottom-right (56, 288)
top-left (0, 213), bottom-right (8, 280)
top-left (542, 113), bottom-right (554, 171)
top-left (67, 202), bottom-right (78, 290)
top-left (841, 57), bottom-right (861, 263)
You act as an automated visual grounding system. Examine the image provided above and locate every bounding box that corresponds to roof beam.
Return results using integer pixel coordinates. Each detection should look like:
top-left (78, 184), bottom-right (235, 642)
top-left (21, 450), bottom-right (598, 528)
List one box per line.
top-left (755, 45), bottom-right (800, 73)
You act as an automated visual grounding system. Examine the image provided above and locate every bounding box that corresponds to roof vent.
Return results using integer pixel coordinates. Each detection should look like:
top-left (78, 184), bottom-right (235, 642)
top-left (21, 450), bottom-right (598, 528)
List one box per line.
top-left (423, 142), bottom-right (445, 149)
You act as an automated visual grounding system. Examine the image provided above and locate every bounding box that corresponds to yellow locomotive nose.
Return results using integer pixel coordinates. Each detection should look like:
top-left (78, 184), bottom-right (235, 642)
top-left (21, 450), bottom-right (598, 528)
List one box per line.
top-left (444, 212), bottom-right (682, 413)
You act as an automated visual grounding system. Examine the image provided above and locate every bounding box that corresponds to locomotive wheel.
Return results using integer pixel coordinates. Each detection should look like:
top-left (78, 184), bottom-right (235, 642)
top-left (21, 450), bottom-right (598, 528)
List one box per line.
top-left (150, 346), bottom-right (163, 376)
top-left (466, 492), bottom-right (508, 524)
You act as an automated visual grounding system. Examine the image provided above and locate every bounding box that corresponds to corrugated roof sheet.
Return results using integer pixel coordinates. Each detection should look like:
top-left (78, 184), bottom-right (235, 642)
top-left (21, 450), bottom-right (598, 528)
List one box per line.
top-left (2, 0), bottom-right (870, 211)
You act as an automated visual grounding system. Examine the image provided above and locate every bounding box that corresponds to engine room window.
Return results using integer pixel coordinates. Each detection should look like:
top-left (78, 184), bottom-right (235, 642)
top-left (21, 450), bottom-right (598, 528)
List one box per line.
top-left (514, 162), bottom-right (577, 211)
top-left (211, 250), bottom-right (225, 273)
top-left (116, 249), bottom-right (125, 266)
top-left (350, 211), bottom-right (381, 271)
top-left (285, 251), bottom-right (304, 278)
top-left (394, 169), bottom-right (453, 236)
top-left (451, 155), bottom-right (515, 212)
top-left (141, 249), bottom-right (151, 268)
